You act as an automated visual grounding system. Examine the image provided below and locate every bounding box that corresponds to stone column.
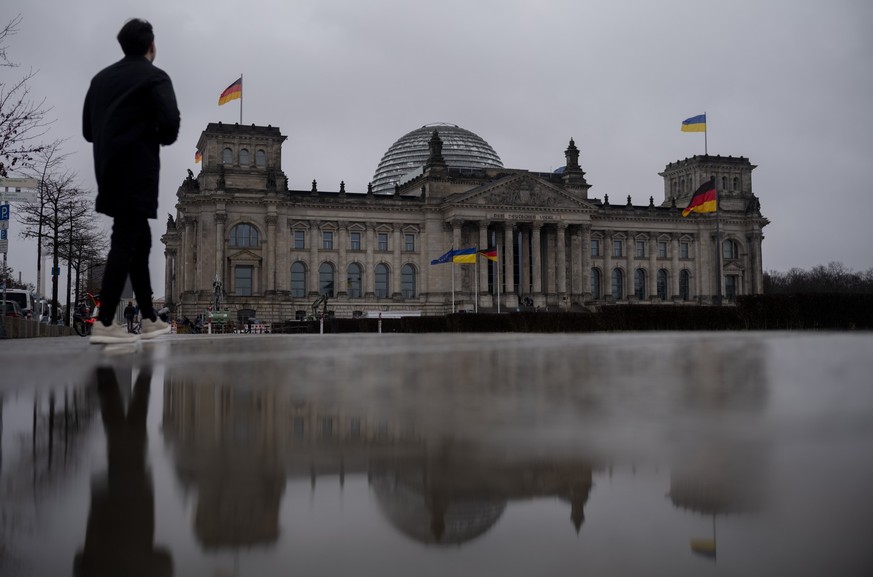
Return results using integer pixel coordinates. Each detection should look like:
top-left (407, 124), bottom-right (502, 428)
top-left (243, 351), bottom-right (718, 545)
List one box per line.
top-left (392, 223), bottom-right (402, 297)
top-left (365, 223), bottom-right (375, 297)
top-left (266, 212), bottom-right (277, 292)
top-left (556, 223), bottom-right (567, 299)
top-left (478, 221), bottom-right (489, 300)
top-left (164, 249), bottom-right (174, 307)
top-left (520, 227), bottom-right (530, 296)
top-left (749, 232), bottom-right (764, 294)
top-left (309, 221), bottom-right (320, 295)
top-left (581, 224), bottom-right (591, 301)
top-left (671, 233), bottom-right (681, 300)
top-left (625, 232), bottom-right (634, 299)
top-left (215, 212), bottom-right (226, 288)
top-left (604, 230), bottom-right (613, 298)
top-left (648, 235), bottom-right (657, 299)
top-left (531, 222), bottom-right (542, 295)
top-left (503, 221), bottom-right (515, 296)
top-left (184, 217), bottom-right (196, 293)
top-left (338, 222), bottom-right (348, 296)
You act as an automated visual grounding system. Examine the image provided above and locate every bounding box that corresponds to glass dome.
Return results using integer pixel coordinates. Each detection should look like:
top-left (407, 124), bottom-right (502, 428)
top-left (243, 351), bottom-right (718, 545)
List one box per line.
top-left (371, 123), bottom-right (503, 194)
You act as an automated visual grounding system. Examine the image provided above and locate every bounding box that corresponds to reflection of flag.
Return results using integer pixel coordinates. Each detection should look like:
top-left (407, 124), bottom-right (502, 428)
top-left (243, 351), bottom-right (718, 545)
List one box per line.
top-left (218, 77), bottom-right (242, 105)
top-left (681, 114), bottom-right (706, 132)
top-left (690, 538), bottom-right (716, 560)
top-left (431, 248), bottom-right (455, 265)
top-left (452, 247), bottom-right (477, 263)
top-left (478, 247), bottom-right (498, 262)
top-left (682, 179), bottom-right (717, 217)
top-left (194, 150), bottom-right (202, 163)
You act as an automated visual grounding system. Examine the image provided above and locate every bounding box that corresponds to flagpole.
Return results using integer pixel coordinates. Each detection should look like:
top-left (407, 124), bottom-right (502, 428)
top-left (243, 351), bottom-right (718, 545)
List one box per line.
top-left (240, 73), bottom-right (243, 124)
top-left (715, 181), bottom-right (723, 305)
top-left (475, 250), bottom-right (479, 314)
top-left (497, 244), bottom-right (501, 314)
top-left (704, 110), bottom-right (708, 156)
top-left (451, 260), bottom-right (455, 314)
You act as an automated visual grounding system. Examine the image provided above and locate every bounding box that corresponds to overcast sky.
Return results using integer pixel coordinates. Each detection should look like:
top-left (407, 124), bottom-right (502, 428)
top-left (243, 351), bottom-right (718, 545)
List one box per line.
top-left (4, 0), bottom-right (873, 297)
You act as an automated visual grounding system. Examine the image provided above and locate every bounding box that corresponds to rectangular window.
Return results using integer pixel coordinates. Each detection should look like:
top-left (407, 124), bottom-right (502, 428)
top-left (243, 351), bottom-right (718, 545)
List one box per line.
top-left (680, 242), bottom-right (689, 259)
top-left (235, 265), bottom-right (253, 296)
top-left (378, 233), bottom-right (389, 251)
top-left (350, 231), bottom-right (361, 250)
top-left (613, 240), bottom-right (623, 258)
top-left (404, 233), bottom-right (415, 252)
top-left (590, 239), bottom-right (600, 257)
top-left (322, 231), bottom-right (333, 250)
top-left (658, 241), bottom-right (667, 258)
top-left (635, 240), bottom-right (645, 257)
top-left (293, 230), bottom-right (306, 249)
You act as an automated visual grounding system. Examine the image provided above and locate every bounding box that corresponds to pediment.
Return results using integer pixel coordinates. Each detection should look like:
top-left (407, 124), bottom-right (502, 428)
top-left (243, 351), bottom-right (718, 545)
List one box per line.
top-left (723, 260), bottom-right (745, 272)
top-left (228, 248), bottom-right (262, 260)
top-left (447, 174), bottom-right (596, 211)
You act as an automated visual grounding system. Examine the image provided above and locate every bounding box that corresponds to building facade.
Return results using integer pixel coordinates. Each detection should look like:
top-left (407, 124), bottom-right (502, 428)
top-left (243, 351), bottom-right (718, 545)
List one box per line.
top-left (162, 122), bottom-right (769, 321)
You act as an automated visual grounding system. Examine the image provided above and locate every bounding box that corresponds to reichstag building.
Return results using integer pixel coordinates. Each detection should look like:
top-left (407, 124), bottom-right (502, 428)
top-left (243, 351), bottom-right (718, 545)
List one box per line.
top-left (162, 122), bottom-right (768, 320)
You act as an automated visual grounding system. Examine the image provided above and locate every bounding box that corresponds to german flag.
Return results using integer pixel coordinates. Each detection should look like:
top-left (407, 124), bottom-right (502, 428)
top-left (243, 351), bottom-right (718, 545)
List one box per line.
top-left (478, 247), bottom-right (498, 262)
top-left (194, 150), bottom-right (202, 163)
top-left (218, 77), bottom-right (242, 106)
top-left (682, 179), bottom-right (717, 217)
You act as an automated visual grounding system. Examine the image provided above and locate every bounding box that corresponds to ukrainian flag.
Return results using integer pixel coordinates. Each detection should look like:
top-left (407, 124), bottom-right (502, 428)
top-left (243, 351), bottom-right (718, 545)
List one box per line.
top-left (681, 114), bottom-right (706, 132)
top-left (452, 247), bottom-right (477, 263)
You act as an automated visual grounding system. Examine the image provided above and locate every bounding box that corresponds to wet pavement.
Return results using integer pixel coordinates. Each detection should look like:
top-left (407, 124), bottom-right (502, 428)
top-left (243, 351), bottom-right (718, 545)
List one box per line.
top-left (1, 331), bottom-right (872, 576)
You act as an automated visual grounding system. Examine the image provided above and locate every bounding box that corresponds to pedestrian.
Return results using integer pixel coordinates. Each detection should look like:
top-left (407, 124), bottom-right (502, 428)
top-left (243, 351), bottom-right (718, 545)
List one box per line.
top-left (83, 18), bottom-right (180, 344)
top-left (123, 301), bottom-right (136, 333)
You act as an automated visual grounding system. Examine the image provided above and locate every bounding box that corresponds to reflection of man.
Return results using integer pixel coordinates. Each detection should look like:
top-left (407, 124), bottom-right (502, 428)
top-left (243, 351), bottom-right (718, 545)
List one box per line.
top-left (73, 367), bottom-right (173, 577)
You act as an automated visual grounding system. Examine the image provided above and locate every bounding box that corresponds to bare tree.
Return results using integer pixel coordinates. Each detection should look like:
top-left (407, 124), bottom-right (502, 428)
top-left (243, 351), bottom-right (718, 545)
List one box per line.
top-left (17, 170), bottom-right (90, 324)
top-left (55, 198), bottom-right (106, 318)
top-left (1, 15), bottom-right (52, 177)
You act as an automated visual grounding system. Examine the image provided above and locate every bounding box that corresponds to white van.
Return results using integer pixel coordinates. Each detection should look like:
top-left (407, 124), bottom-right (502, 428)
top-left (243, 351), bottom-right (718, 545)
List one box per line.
top-left (2, 288), bottom-right (36, 319)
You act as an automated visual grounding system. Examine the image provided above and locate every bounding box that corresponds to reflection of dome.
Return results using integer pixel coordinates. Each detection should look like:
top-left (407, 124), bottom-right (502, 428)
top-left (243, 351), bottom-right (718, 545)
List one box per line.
top-left (371, 123), bottom-right (503, 194)
top-left (372, 475), bottom-right (506, 545)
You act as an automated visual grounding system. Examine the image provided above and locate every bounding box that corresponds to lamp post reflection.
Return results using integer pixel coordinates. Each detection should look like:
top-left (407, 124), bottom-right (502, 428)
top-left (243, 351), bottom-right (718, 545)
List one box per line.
top-left (73, 367), bottom-right (173, 577)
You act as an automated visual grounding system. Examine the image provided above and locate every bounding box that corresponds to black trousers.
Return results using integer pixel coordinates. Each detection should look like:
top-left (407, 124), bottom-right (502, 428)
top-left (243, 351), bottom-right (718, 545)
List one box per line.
top-left (98, 216), bottom-right (155, 325)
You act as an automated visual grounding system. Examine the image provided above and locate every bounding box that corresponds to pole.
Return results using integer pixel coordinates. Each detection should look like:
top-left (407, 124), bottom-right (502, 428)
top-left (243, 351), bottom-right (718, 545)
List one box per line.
top-left (715, 182), bottom-right (722, 304)
top-left (704, 110), bottom-right (708, 156)
top-left (496, 243), bottom-right (501, 314)
top-left (475, 251), bottom-right (479, 313)
top-left (239, 73), bottom-right (243, 124)
top-left (451, 261), bottom-right (455, 313)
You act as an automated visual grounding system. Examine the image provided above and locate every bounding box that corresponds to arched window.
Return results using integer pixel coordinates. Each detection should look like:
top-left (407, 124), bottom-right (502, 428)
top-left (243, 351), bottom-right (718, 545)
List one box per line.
top-left (723, 239), bottom-right (739, 260)
top-left (611, 268), bottom-right (624, 300)
top-left (657, 269), bottom-right (669, 300)
top-left (401, 264), bottom-right (416, 298)
top-left (722, 176), bottom-right (728, 191)
top-left (290, 262), bottom-right (307, 297)
top-left (319, 262), bottom-right (335, 297)
top-left (733, 176), bottom-right (739, 191)
top-left (679, 269), bottom-right (691, 301)
top-left (634, 269), bottom-right (647, 299)
top-left (375, 263), bottom-right (389, 298)
top-left (347, 263), bottom-right (362, 298)
top-left (239, 148), bottom-right (250, 166)
top-left (222, 147), bottom-right (233, 164)
top-left (256, 149), bottom-right (267, 167)
top-left (590, 268), bottom-right (602, 299)
top-left (230, 223), bottom-right (259, 247)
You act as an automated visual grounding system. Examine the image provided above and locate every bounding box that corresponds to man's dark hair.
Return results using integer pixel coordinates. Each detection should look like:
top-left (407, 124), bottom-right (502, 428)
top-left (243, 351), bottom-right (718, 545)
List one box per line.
top-left (117, 18), bottom-right (154, 56)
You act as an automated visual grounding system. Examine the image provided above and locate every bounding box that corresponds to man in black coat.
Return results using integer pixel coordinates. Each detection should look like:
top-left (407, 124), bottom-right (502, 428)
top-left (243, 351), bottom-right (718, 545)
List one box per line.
top-left (83, 18), bottom-right (180, 344)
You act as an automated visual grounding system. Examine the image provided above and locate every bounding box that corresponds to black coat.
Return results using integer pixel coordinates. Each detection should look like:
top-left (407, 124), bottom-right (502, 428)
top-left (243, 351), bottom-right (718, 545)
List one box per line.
top-left (83, 55), bottom-right (180, 219)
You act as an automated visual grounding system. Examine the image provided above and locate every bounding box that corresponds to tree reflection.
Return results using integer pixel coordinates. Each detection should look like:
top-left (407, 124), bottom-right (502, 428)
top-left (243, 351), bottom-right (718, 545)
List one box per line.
top-left (73, 367), bottom-right (172, 577)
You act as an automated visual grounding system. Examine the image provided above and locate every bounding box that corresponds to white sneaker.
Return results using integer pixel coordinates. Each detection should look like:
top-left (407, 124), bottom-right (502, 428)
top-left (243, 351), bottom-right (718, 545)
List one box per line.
top-left (141, 318), bottom-right (171, 339)
top-left (90, 322), bottom-right (137, 345)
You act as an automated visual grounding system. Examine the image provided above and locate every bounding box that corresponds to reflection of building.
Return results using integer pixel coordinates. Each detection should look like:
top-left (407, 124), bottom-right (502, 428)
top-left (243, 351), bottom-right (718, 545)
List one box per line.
top-left (162, 375), bottom-right (597, 548)
top-left (163, 122), bottom-right (768, 320)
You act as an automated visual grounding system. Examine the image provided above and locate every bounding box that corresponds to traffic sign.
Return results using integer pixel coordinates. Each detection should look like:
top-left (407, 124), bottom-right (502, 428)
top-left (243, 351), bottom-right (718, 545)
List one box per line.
top-left (0, 177), bottom-right (39, 203)
top-left (0, 204), bottom-right (9, 220)
top-left (0, 239), bottom-right (7, 253)
top-left (1, 229), bottom-right (6, 239)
